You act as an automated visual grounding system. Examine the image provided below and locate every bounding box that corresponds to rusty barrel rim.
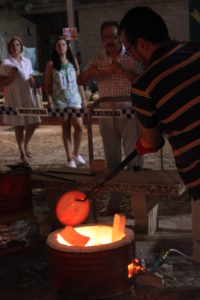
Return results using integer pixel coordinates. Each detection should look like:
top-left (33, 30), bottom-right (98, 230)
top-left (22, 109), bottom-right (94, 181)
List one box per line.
top-left (47, 224), bottom-right (134, 253)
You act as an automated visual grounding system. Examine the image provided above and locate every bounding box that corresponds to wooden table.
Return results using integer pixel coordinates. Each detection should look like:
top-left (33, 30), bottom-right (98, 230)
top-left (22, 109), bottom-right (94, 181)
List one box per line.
top-left (32, 168), bottom-right (185, 237)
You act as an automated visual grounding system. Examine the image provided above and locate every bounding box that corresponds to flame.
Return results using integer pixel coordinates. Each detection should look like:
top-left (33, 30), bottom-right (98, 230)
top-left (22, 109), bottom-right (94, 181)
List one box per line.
top-left (128, 258), bottom-right (146, 278)
top-left (57, 225), bottom-right (125, 247)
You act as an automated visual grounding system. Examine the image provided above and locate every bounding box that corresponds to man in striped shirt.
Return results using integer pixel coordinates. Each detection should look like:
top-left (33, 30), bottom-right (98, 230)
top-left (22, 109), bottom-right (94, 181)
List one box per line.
top-left (120, 6), bottom-right (200, 263)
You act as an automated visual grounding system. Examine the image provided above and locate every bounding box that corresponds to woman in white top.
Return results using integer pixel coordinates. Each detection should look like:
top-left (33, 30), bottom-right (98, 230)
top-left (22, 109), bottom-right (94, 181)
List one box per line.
top-left (45, 36), bottom-right (87, 168)
top-left (0, 36), bottom-right (41, 162)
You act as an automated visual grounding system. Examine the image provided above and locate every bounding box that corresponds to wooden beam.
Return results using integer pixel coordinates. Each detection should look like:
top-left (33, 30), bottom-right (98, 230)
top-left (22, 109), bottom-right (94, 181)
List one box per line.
top-left (66, 0), bottom-right (76, 56)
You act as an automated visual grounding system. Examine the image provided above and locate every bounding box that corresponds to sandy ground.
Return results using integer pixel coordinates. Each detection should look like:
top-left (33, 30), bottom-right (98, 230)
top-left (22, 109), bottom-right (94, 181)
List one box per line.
top-left (0, 124), bottom-right (176, 170)
top-left (0, 125), bottom-right (103, 168)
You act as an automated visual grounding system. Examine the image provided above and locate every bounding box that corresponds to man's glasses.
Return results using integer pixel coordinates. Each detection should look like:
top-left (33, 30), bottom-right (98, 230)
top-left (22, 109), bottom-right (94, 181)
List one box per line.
top-left (102, 35), bottom-right (119, 41)
top-left (125, 42), bottom-right (135, 56)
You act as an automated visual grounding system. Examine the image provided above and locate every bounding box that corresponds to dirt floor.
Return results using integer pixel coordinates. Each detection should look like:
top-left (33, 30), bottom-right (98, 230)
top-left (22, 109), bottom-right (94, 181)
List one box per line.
top-left (0, 124), bottom-right (176, 170)
top-left (0, 125), bottom-right (200, 300)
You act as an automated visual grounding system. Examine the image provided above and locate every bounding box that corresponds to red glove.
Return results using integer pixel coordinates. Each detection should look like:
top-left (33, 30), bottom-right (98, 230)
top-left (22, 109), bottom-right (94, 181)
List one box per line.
top-left (136, 137), bottom-right (165, 155)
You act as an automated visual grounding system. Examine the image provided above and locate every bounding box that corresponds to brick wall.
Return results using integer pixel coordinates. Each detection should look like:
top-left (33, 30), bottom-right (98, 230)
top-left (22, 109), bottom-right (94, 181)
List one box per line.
top-left (77, 0), bottom-right (189, 68)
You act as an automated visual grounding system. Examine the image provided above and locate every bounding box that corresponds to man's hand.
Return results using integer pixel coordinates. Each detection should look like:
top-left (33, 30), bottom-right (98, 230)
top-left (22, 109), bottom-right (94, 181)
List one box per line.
top-left (136, 136), bottom-right (165, 155)
top-left (88, 65), bottom-right (101, 77)
top-left (77, 65), bottom-right (99, 85)
top-left (97, 62), bottom-right (122, 75)
top-left (96, 62), bottom-right (138, 82)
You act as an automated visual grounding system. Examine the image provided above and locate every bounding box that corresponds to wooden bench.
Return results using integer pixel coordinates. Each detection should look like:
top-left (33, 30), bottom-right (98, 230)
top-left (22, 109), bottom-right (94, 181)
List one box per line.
top-left (32, 168), bottom-right (185, 237)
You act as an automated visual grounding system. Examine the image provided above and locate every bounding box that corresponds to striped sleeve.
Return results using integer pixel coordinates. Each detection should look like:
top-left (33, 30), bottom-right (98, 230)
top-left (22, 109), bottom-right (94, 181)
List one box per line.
top-left (131, 87), bottom-right (158, 128)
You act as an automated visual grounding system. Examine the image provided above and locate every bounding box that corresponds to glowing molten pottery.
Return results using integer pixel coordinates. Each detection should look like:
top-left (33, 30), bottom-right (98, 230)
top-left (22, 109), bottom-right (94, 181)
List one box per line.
top-left (56, 190), bottom-right (90, 226)
top-left (47, 224), bottom-right (135, 299)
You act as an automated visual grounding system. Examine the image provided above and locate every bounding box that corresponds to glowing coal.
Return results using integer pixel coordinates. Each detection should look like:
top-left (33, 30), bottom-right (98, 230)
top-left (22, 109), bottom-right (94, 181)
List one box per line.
top-left (56, 214), bottom-right (126, 247)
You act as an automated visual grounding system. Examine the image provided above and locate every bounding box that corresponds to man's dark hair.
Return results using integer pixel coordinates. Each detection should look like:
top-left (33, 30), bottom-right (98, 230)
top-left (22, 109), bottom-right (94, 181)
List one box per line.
top-left (101, 21), bottom-right (119, 37)
top-left (119, 7), bottom-right (170, 44)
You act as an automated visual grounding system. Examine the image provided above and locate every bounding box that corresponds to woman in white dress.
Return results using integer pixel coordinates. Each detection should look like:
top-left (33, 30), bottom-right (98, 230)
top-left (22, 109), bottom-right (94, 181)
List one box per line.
top-left (0, 36), bottom-right (41, 161)
top-left (45, 36), bottom-right (87, 168)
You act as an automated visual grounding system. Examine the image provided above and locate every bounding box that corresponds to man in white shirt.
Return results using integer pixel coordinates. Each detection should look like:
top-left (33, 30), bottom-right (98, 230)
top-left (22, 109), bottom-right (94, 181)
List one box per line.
top-left (78, 21), bottom-right (143, 215)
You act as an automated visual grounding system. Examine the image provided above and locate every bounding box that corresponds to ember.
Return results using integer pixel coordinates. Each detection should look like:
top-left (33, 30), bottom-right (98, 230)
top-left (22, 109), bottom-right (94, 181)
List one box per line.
top-left (128, 258), bottom-right (147, 278)
top-left (56, 214), bottom-right (126, 247)
top-left (57, 224), bottom-right (114, 246)
top-left (58, 225), bottom-right (90, 246)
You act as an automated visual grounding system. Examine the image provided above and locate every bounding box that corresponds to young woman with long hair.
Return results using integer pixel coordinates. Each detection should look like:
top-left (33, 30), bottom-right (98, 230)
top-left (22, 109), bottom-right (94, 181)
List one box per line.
top-left (45, 36), bottom-right (87, 168)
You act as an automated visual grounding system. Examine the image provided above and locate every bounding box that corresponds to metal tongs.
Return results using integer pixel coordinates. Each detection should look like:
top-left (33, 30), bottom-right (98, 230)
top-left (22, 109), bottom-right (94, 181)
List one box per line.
top-left (76, 148), bottom-right (138, 220)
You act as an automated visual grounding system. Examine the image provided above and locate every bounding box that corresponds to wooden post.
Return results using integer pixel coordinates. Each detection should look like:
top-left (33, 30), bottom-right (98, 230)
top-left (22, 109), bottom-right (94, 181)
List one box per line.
top-left (130, 192), bottom-right (159, 237)
top-left (66, 0), bottom-right (76, 56)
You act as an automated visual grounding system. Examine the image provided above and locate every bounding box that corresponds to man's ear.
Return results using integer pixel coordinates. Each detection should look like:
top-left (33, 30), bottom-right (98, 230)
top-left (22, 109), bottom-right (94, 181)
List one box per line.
top-left (136, 38), bottom-right (149, 51)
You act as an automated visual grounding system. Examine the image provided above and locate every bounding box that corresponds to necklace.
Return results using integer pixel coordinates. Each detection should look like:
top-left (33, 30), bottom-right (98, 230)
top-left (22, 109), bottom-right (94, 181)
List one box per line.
top-left (61, 63), bottom-right (69, 71)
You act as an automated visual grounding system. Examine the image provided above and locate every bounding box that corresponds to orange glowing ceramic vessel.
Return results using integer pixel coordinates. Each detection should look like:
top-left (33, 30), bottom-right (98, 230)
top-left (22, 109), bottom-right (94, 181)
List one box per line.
top-left (56, 190), bottom-right (90, 226)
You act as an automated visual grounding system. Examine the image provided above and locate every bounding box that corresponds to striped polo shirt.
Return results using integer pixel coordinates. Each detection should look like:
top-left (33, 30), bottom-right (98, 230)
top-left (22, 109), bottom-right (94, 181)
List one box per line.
top-left (131, 40), bottom-right (200, 200)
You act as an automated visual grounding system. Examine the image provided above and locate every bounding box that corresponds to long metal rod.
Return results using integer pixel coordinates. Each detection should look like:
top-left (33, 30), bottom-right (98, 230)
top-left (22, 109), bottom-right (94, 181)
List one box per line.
top-left (88, 149), bottom-right (138, 199)
top-left (90, 149), bottom-right (137, 221)
top-left (76, 148), bottom-right (138, 221)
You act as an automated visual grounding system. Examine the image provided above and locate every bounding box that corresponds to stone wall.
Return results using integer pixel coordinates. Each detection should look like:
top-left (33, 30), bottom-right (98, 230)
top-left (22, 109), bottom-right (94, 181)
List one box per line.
top-left (0, 1), bottom-right (190, 71)
top-left (77, 0), bottom-right (190, 68)
top-left (0, 11), bottom-right (36, 60)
